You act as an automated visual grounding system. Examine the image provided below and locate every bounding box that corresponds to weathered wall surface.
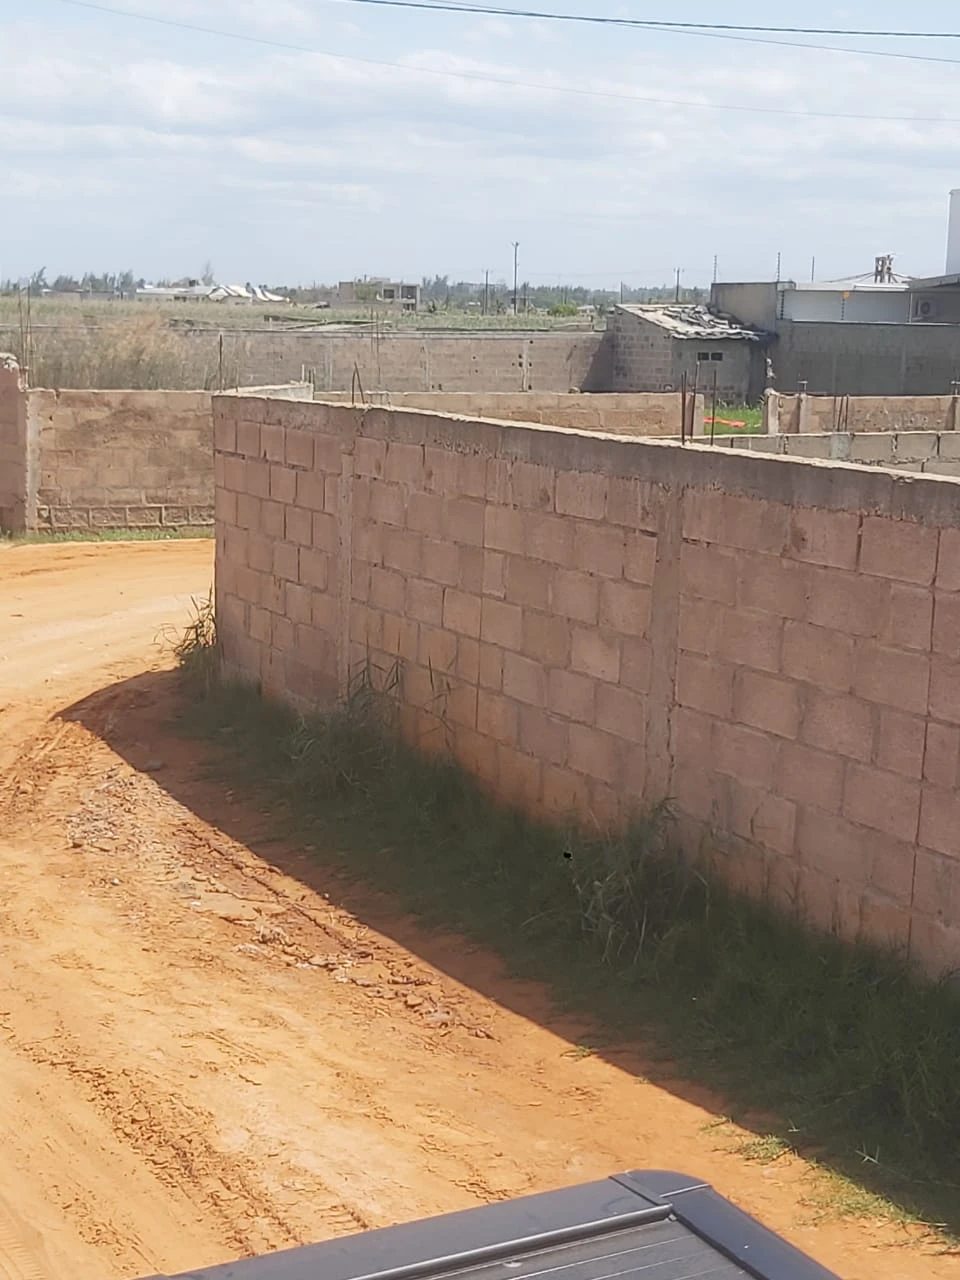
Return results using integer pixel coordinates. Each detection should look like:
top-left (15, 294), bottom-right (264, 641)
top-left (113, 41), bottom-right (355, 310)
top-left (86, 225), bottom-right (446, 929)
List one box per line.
top-left (772, 392), bottom-right (958, 435)
top-left (0, 370), bottom-right (311, 532)
top-left (29, 389), bottom-right (216, 530)
top-left (0, 356), bottom-right (28, 531)
top-left (215, 396), bottom-right (960, 977)
top-left (723, 429), bottom-right (960, 477)
top-left (329, 391), bottom-right (702, 437)
top-left (776, 321), bottom-right (960, 396)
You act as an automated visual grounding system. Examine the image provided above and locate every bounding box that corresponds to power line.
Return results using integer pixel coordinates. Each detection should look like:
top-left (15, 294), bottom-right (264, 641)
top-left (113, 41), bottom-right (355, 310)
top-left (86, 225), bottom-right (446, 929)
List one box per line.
top-left (51, 0), bottom-right (960, 123)
top-left (341, 0), bottom-right (960, 39)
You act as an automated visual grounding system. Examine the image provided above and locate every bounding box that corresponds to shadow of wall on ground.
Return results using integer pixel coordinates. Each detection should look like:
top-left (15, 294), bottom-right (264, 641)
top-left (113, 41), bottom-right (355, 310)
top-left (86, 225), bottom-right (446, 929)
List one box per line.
top-left (59, 665), bottom-right (951, 1234)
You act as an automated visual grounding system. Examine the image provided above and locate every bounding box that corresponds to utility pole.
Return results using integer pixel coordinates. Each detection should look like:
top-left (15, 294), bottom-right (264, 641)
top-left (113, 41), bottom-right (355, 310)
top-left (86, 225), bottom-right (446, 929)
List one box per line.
top-left (810, 255), bottom-right (816, 282)
top-left (483, 269), bottom-right (490, 316)
top-left (512, 241), bottom-right (519, 315)
top-left (713, 254), bottom-right (719, 284)
top-left (674, 267), bottom-right (681, 302)
top-left (776, 251), bottom-right (782, 283)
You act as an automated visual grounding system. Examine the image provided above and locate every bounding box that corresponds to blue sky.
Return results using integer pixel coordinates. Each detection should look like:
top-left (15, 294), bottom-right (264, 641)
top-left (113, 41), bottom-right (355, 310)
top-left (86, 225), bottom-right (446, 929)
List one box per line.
top-left (2, 0), bottom-right (959, 287)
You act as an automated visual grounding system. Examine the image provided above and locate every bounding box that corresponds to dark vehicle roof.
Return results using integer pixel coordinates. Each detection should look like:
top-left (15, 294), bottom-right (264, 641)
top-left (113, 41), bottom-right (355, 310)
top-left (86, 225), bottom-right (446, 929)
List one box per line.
top-left (143, 1170), bottom-right (840, 1280)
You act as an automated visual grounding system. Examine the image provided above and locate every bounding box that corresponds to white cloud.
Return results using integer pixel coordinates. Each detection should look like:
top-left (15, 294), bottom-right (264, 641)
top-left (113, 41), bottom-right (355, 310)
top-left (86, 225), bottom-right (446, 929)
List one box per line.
top-left (2, 3), bottom-right (958, 281)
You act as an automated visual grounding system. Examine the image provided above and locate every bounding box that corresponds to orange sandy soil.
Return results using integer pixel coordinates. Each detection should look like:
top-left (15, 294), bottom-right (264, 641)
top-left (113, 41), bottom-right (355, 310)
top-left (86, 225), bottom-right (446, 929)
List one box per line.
top-left (0, 540), bottom-right (954, 1279)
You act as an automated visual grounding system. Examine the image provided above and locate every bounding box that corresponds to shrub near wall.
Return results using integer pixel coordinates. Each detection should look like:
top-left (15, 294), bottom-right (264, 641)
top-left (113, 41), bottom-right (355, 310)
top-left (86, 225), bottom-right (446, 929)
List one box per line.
top-left (215, 396), bottom-right (960, 977)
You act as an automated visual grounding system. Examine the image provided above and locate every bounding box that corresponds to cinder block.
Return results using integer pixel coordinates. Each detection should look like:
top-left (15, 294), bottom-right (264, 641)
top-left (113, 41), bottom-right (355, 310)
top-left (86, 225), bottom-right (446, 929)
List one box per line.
top-left (355, 437), bottom-right (386, 479)
top-left (624, 532), bottom-right (657, 585)
top-left (676, 651), bottom-right (734, 718)
top-left (733, 669), bottom-right (801, 739)
top-left (260, 423), bottom-right (285, 462)
top-left (776, 742), bottom-right (844, 813)
top-left (600, 580), bottom-right (651, 637)
top-left (552, 569), bottom-right (600, 624)
top-left (382, 528), bottom-right (422, 576)
top-left (524, 512), bottom-right (575, 565)
top-left (938, 528), bottom-right (960, 591)
top-left (481, 598), bottom-right (523, 649)
top-left (496, 745), bottom-right (542, 812)
top-left (295, 471), bottom-right (326, 513)
top-left (556, 471), bottom-right (607, 521)
top-left (384, 441), bottom-right (424, 485)
top-left (568, 724), bottom-right (620, 785)
top-left (595, 684), bottom-right (644, 742)
top-left (801, 691), bottom-right (873, 762)
top-left (542, 765), bottom-right (589, 816)
top-left (875, 707), bottom-right (926, 779)
top-left (369, 565), bottom-right (405, 613)
top-left (260, 499), bottom-right (284, 540)
top-left (684, 491), bottom-right (788, 555)
top-left (510, 461), bottom-right (556, 510)
top-left (422, 537), bottom-right (460, 586)
top-left (502, 651), bottom-right (547, 707)
top-left (300, 548), bottom-right (330, 592)
top-left (787, 508), bottom-right (860, 570)
top-left (269, 465), bottom-right (296, 505)
top-left (737, 554), bottom-right (807, 620)
top-left (781, 621), bottom-right (853, 692)
top-left (312, 512), bottom-right (339, 553)
top-left (919, 785), bottom-right (960, 858)
top-left (454, 636), bottom-right (480, 683)
top-left (677, 598), bottom-right (724, 657)
top-left (477, 690), bottom-right (519, 744)
top-left (443, 588), bottom-right (482, 638)
top-left (273, 542), bottom-right (299, 584)
top-left (519, 706), bottom-right (569, 767)
top-left (484, 505), bottom-right (526, 554)
top-left (807, 567), bottom-right (888, 638)
top-left (712, 721), bottom-right (777, 789)
top-left (574, 523), bottom-right (625, 579)
top-left (214, 416), bottom-right (237, 454)
top-left (843, 764), bottom-right (920, 843)
top-left (570, 626), bottom-right (621, 683)
top-left (284, 428), bottom-right (314, 470)
top-left (406, 491), bottom-right (445, 537)
top-left (847, 433), bottom-right (895, 464)
top-left (860, 516), bottom-right (939, 586)
top-left (479, 643), bottom-right (504, 691)
top-left (605, 476), bottom-right (660, 531)
top-left (548, 668), bottom-right (596, 722)
top-left (236, 420), bottom-right (260, 457)
top-left (369, 480), bottom-right (405, 527)
top-left (406, 577), bottom-right (443, 626)
top-left (884, 584), bottom-right (934, 652)
top-left (717, 606), bottom-right (782, 673)
top-left (505, 556), bottom-right (551, 610)
top-left (523, 612), bottom-right (571, 666)
top-left (285, 504), bottom-right (312, 547)
top-left (933, 591), bottom-right (960, 659)
top-left (445, 497), bottom-right (485, 548)
top-left (893, 432), bottom-right (939, 463)
top-left (680, 542), bottom-right (738, 605)
top-left (852, 641), bottom-right (930, 716)
top-left (418, 624), bottom-right (457, 672)
top-left (925, 721), bottom-right (960, 788)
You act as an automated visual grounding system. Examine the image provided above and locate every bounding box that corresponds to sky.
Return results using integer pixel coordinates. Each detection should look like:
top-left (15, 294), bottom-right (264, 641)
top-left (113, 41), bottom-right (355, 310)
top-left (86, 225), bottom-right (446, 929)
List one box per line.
top-left (2, 0), bottom-right (960, 288)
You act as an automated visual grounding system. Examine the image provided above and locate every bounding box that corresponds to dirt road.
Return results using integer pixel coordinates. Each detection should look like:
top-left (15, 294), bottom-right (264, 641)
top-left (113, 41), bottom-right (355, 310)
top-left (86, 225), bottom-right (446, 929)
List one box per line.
top-left (0, 540), bottom-right (952, 1280)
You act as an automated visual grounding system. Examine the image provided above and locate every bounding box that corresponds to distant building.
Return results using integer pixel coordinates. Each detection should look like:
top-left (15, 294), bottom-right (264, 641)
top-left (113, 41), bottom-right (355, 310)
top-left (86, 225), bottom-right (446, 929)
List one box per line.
top-left (609, 304), bottom-right (769, 401)
top-left (336, 279), bottom-right (420, 312)
top-left (136, 281), bottom-right (288, 305)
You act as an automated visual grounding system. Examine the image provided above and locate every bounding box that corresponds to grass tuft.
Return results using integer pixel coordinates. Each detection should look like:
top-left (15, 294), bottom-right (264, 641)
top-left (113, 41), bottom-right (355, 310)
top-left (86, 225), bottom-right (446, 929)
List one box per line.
top-left (0, 527), bottom-right (213, 546)
top-left (176, 650), bottom-right (960, 1232)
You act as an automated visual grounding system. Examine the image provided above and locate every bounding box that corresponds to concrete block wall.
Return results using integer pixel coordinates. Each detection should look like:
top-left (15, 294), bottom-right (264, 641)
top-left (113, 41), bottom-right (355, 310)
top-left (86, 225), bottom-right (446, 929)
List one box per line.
top-left (327, 391), bottom-right (703, 437)
top-left (773, 393), bottom-right (959, 435)
top-left (202, 329), bottom-right (611, 395)
top-left (0, 365), bottom-right (312, 533)
top-left (215, 397), bottom-right (960, 976)
top-left (722, 430), bottom-right (960, 477)
top-left (0, 355), bottom-right (28, 531)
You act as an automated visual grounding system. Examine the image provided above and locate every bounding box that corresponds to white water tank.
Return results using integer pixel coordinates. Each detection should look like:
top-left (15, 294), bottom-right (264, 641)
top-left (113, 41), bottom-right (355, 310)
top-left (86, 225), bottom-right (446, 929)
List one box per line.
top-left (948, 189), bottom-right (960, 273)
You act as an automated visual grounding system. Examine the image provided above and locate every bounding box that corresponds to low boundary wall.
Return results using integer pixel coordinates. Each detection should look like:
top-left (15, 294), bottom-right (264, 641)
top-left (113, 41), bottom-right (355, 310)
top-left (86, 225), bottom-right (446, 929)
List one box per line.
top-left (723, 430), bottom-right (960, 477)
top-left (327, 391), bottom-right (704, 437)
top-left (0, 359), bottom-right (311, 532)
top-left (214, 395), bottom-right (960, 977)
top-left (769, 392), bottom-right (959, 435)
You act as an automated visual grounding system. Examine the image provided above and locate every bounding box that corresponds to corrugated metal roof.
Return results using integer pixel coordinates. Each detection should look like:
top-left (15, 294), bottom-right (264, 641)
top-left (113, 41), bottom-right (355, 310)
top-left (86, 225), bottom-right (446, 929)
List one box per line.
top-left (616, 305), bottom-right (765, 341)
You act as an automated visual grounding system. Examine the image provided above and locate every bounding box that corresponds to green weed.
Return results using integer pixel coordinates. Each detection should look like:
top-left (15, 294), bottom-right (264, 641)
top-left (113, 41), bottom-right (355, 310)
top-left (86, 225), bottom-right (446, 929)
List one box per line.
top-left (176, 661), bottom-right (960, 1233)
